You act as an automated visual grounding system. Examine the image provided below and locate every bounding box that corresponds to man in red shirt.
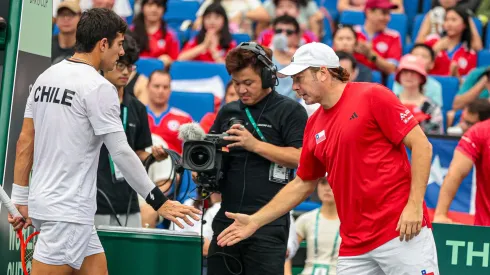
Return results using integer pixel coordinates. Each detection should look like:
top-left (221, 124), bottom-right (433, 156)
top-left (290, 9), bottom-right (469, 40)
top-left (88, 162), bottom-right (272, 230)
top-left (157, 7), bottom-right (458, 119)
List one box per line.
top-left (353, 0), bottom-right (402, 75)
top-left (146, 70), bottom-right (193, 154)
top-left (216, 42), bottom-right (439, 275)
top-left (434, 114), bottom-right (490, 226)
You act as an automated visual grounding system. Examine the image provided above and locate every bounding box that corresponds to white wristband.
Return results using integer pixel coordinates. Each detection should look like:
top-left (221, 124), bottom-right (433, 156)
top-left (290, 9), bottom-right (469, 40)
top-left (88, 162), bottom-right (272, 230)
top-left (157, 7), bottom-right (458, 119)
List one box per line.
top-left (11, 184), bottom-right (29, 205)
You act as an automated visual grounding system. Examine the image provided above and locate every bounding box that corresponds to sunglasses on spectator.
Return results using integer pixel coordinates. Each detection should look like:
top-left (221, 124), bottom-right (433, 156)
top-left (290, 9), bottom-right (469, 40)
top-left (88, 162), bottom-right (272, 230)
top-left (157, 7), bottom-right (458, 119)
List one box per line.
top-left (115, 62), bottom-right (136, 72)
top-left (274, 28), bottom-right (296, 36)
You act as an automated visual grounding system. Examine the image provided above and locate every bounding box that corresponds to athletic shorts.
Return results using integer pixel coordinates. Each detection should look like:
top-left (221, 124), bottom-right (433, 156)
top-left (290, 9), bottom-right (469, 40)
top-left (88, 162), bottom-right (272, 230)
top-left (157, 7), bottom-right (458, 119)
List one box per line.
top-left (31, 219), bottom-right (105, 270)
top-left (337, 227), bottom-right (439, 275)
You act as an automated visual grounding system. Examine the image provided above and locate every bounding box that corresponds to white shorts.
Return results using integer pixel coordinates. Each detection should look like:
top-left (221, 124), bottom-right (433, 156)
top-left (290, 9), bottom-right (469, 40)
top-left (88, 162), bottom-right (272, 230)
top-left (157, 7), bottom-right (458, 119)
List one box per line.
top-left (337, 227), bottom-right (439, 275)
top-left (31, 219), bottom-right (105, 270)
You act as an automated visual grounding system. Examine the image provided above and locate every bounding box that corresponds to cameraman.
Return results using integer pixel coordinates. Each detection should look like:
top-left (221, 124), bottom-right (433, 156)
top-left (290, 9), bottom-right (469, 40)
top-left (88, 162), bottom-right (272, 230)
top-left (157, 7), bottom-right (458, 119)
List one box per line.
top-left (206, 43), bottom-right (308, 275)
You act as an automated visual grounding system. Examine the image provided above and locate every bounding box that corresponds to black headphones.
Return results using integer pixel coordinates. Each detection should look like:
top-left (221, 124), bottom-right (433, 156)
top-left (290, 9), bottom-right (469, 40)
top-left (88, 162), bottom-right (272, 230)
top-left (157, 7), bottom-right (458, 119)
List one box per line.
top-left (238, 42), bottom-right (278, 89)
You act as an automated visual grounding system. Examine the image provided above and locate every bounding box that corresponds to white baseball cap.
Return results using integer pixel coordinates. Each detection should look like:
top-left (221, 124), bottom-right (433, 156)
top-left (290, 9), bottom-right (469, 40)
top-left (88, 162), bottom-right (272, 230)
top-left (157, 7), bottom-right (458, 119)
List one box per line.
top-left (278, 42), bottom-right (340, 78)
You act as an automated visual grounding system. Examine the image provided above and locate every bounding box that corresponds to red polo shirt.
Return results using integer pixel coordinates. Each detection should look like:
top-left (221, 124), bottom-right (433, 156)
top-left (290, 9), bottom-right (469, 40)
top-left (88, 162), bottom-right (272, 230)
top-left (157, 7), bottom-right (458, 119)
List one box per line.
top-left (182, 37), bottom-right (237, 62)
top-left (296, 82), bottom-right (431, 256)
top-left (425, 38), bottom-right (477, 76)
top-left (353, 25), bottom-right (402, 70)
top-left (456, 120), bottom-right (490, 226)
top-left (138, 27), bottom-right (180, 60)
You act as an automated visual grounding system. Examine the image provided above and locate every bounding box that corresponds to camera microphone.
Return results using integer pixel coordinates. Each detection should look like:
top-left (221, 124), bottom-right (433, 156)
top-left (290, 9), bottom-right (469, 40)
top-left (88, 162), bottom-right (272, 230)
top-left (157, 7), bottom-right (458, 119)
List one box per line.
top-left (178, 122), bottom-right (206, 142)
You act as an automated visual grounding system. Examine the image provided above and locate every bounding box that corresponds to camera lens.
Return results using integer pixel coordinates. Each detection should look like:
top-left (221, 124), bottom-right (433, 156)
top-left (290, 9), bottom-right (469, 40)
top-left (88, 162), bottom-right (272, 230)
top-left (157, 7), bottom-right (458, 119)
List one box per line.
top-left (228, 117), bottom-right (244, 128)
top-left (189, 146), bottom-right (212, 168)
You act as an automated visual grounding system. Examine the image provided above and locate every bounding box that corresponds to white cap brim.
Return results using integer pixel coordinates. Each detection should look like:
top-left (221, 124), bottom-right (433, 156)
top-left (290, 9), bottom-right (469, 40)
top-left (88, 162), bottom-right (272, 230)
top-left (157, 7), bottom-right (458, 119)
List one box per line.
top-left (277, 63), bottom-right (309, 78)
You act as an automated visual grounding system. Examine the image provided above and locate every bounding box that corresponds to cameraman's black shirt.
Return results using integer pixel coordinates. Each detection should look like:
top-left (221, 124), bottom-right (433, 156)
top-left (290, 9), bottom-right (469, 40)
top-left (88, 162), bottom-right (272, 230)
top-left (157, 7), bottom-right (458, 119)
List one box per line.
top-left (96, 92), bottom-right (153, 215)
top-left (210, 90), bottom-right (307, 226)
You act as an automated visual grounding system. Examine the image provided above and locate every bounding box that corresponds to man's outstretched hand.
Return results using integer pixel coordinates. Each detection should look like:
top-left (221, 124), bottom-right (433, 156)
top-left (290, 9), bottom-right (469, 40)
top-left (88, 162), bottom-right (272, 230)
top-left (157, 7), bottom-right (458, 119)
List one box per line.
top-left (157, 200), bottom-right (202, 229)
top-left (217, 212), bottom-right (260, 247)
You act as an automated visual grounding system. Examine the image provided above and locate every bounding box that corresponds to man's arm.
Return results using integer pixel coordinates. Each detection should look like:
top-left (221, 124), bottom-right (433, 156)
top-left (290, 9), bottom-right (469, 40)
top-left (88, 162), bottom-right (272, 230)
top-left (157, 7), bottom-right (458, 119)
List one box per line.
top-left (252, 176), bottom-right (318, 228)
top-left (14, 118), bottom-right (35, 187)
top-left (370, 54), bottom-right (397, 74)
top-left (452, 75), bottom-right (487, 110)
top-left (253, 143), bottom-right (301, 169)
top-left (402, 126), bottom-right (433, 207)
top-left (434, 150), bottom-right (473, 221)
top-left (396, 125), bottom-right (432, 241)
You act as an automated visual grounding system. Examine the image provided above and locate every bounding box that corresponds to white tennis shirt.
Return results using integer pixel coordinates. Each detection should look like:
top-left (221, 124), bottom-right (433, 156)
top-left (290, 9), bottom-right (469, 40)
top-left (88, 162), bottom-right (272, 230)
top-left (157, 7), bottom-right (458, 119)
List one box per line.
top-left (24, 60), bottom-right (123, 225)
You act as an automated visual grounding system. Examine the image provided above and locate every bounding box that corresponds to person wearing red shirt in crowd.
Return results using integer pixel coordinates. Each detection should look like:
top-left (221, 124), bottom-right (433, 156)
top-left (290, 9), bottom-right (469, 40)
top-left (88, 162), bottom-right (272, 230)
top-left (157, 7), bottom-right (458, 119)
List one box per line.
top-left (425, 6), bottom-right (482, 77)
top-left (434, 109), bottom-right (490, 226)
top-left (178, 3), bottom-right (237, 63)
top-left (145, 70), bottom-right (193, 154)
top-left (353, 0), bottom-right (402, 75)
top-left (257, 0), bottom-right (318, 48)
top-left (131, 0), bottom-right (180, 68)
top-left (216, 42), bottom-right (439, 275)
top-left (200, 81), bottom-right (240, 133)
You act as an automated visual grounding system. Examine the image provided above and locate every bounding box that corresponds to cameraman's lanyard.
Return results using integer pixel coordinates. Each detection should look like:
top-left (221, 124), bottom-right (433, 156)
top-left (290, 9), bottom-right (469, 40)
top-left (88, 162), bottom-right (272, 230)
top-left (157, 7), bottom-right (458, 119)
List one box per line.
top-left (312, 210), bottom-right (340, 275)
top-left (245, 108), bottom-right (291, 184)
top-left (110, 106), bottom-right (127, 183)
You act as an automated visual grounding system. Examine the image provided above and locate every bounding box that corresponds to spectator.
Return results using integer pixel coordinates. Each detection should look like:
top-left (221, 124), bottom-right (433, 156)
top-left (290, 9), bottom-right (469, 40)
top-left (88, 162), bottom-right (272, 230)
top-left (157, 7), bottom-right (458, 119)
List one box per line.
top-left (257, 8), bottom-right (318, 49)
top-left (269, 15), bottom-right (303, 99)
top-left (337, 0), bottom-right (404, 13)
top-left (145, 70), bottom-right (193, 154)
top-left (353, 0), bottom-right (402, 75)
top-left (178, 3), bottom-right (236, 63)
top-left (425, 6), bottom-right (482, 77)
top-left (124, 35), bottom-right (150, 104)
top-left (132, 0), bottom-right (179, 68)
top-left (415, 0), bottom-right (459, 43)
top-left (332, 25), bottom-right (372, 82)
top-left (193, 0), bottom-right (269, 35)
top-left (337, 51), bottom-right (372, 83)
top-left (78, 0), bottom-right (133, 18)
top-left (200, 81), bottom-right (240, 133)
top-left (52, 1), bottom-right (81, 65)
top-left (447, 98), bottom-right (490, 135)
top-left (262, 0), bottom-right (324, 39)
top-left (291, 178), bottom-right (340, 275)
top-left (396, 54), bottom-right (444, 135)
top-left (452, 66), bottom-right (490, 110)
top-left (393, 43), bottom-right (443, 107)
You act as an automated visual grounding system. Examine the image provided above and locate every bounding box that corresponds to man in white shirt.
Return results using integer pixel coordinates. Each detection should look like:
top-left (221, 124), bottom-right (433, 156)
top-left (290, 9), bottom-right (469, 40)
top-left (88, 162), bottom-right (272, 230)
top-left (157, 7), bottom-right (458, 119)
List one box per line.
top-left (8, 8), bottom-right (200, 275)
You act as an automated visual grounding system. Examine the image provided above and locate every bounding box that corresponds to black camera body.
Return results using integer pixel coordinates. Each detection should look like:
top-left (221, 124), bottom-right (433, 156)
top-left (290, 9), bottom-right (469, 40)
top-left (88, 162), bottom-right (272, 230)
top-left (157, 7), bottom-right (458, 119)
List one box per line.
top-left (182, 118), bottom-right (244, 192)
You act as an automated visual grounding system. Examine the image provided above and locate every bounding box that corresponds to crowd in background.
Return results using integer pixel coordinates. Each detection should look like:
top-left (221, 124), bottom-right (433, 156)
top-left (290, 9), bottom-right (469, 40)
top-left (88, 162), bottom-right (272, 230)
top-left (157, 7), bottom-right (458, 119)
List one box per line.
top-left (48, 0), bottom-right (490, 274)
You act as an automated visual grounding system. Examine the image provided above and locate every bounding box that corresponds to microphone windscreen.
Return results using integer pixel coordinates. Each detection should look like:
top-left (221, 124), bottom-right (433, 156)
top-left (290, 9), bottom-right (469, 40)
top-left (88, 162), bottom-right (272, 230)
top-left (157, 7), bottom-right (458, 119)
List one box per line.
top-left (178, 122), bottom-right (206, 142)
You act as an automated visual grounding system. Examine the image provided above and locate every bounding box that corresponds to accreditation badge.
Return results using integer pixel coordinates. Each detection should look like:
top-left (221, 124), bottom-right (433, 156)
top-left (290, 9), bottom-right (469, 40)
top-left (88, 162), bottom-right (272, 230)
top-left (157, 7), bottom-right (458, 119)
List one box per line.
top-left (269, 163), bottom-right (293, 184)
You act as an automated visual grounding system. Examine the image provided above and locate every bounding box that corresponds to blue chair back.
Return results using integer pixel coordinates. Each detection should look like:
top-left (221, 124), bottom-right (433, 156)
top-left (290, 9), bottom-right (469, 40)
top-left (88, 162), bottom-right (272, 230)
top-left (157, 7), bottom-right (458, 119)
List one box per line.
top-left (135, 58), bottom-right (164, 78)
top-left (316, 0), bottom-right (339, 21)
top-left (170, 61), bottom-right (231, 88)
top-left (322, 18), bottom-right (333, 46)
top-left (422, 0), bottom-right (432, 13)
top-left (478, 50), bottom-right (490, 67)
top-left (372, 71), bottom-right (382, 84)
top-left (164, 0), bottom-right (200, 30)
top-left (232, 33), bottom-right (252, 44)
top-left (169, 91), bottom-right (215, 121)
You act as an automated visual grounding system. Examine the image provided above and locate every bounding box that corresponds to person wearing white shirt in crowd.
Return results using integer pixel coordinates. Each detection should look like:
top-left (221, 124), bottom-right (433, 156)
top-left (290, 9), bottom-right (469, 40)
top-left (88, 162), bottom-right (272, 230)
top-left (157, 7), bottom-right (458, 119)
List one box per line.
top-left (289, 178), bottom-right (340, 275)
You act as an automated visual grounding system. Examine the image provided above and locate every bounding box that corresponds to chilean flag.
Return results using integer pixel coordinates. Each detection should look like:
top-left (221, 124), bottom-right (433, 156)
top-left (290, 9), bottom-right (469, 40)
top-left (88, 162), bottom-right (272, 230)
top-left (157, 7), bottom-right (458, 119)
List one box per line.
top-left (421, 270), bottom-right (434, 275)
top-left (408, 136), bottom-right (476, 225)
top-left (315, 130), bottom-right (326, 144)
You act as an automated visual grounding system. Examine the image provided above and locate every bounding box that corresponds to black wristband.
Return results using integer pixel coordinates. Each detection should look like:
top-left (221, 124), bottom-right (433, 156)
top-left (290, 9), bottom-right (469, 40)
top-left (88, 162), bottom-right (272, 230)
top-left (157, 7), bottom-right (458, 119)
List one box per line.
top-left (145, 186), bottom-right (168, 211)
